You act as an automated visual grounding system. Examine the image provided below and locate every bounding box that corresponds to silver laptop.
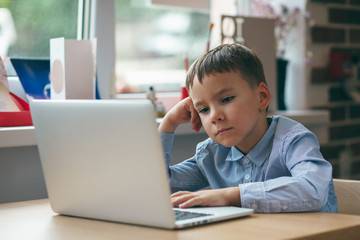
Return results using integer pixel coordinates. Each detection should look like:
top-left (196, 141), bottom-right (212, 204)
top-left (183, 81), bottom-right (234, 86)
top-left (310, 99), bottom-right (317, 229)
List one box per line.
top-left (30, 99), bottom-right (253, 229)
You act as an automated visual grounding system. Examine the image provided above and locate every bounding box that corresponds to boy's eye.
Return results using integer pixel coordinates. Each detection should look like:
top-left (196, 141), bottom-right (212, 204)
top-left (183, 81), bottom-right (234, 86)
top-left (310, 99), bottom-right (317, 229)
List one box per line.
top-left (199, 107), bottom-right (209, 114)
top-left (222, 96), bottom-right (234, 103)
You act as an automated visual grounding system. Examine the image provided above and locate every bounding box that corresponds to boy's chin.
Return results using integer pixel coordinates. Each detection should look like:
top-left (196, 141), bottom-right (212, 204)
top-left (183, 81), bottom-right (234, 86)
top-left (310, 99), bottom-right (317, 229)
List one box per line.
top-left (211, 138), bottom-right (235, 148)
top-left (220, 142), bottom-right (235, 148)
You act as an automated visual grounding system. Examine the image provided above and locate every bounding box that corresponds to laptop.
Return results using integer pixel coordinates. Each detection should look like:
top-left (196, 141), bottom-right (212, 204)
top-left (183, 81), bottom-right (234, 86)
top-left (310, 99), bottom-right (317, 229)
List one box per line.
top-left (10, 58), bottom-right (50, 99)
top-left (30, 99), bottom-right (253, 229)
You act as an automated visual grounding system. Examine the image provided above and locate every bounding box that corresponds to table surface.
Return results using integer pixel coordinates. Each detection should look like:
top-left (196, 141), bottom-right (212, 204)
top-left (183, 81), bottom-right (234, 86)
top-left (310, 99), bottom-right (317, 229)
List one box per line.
top-left (1, 199), bottom-right (360, 240)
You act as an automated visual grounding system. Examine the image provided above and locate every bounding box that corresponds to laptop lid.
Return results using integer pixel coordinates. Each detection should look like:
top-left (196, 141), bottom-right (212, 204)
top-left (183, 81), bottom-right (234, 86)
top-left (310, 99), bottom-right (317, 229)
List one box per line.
top-left (30, 99), bottom-right (253, 229)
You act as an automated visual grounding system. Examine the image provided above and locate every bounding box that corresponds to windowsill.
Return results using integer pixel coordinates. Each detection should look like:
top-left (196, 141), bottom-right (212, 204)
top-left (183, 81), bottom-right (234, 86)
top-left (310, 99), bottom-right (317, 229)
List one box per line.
top-left (0, 126), bottom-right (37, 148)
top-left (0, 121), bottom-right (206, 149)
top-left (0, 109), bottom-right (329, 148)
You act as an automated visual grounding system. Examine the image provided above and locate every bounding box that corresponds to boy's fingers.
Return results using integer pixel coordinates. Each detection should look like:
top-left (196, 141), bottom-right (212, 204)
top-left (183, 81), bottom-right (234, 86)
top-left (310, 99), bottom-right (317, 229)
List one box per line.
top-left (171, 191), bottom-right (190, 197)
top-left (192, 121), bottom-right (201, 132)
top-left (183, 97), bottom-right (193, 112)
top-left (193, 117), bottom-right (202, 132)
top-left (171, 195), bottom-right (190, 207)
top-left (189, 106), bottom-right (202, 132)
top-left (179, 197), bottom-right (202, 208)
top-left (180, 97), bottom-right (202, 132)
top-left (171, 192), bottom-right (199, 207)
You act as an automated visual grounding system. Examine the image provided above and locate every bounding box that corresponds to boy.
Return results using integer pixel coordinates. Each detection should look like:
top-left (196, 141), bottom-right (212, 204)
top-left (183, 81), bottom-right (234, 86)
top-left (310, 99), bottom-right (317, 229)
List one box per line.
top-left (158, 43), bottom-right (337, 213)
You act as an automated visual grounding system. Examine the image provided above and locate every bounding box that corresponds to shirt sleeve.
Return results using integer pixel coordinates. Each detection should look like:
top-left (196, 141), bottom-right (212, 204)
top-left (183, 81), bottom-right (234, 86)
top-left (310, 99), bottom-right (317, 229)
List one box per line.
top-left (159, 132), bottom-right (209, 193)
top-left (240, 130), bottom-right (333, 213)
top-left (159, 131), bottom-right (175, 167)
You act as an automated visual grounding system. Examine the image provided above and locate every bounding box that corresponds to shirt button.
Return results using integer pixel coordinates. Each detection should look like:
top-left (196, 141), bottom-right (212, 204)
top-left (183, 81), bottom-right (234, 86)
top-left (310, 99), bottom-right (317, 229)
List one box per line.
top-left (243, 158), bottom-right (249, 164)
top-left (245, 174), bottom-right (250, 180)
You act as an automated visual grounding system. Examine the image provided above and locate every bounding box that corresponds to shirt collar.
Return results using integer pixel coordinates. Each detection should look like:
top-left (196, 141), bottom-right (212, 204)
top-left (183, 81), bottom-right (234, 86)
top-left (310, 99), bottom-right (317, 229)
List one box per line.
top-left (225, 116), bottom-right (276, 166)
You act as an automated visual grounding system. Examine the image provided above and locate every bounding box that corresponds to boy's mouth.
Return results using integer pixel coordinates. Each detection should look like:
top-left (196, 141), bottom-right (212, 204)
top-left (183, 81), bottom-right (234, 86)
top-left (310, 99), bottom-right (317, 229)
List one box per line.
top-left (216, 127), bottom-right (232, 136)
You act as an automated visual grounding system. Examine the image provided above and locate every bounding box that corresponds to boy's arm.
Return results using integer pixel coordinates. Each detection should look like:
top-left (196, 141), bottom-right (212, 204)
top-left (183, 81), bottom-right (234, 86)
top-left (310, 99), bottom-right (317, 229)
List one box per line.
top-left (158, 97), bottom-right (202, 133)
top-left (239, 131), bottom-right (335, 213)
top-left (159, 97), bottom-right (208, 192)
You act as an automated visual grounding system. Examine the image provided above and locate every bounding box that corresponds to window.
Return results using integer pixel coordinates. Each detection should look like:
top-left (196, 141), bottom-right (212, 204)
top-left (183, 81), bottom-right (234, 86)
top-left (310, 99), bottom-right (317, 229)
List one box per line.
top-left (0, 0), bottom-right (78, 75)
top-left (114, 0), bottom-right (209, 93)
top-left (1, 0), bottom-right (209, 98)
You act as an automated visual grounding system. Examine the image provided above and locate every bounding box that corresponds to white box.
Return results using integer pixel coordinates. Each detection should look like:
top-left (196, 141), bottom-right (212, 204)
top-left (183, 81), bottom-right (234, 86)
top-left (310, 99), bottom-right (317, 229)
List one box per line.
top-left (50, 38), bottom-right (96, 99)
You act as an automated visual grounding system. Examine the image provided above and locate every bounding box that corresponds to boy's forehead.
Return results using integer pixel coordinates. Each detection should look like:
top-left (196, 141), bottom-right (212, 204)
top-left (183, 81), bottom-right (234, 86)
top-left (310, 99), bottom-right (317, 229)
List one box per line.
top-left (191, 71), bottom-right (248, 87)
top-left (188, 75), bottom-right (204, 97)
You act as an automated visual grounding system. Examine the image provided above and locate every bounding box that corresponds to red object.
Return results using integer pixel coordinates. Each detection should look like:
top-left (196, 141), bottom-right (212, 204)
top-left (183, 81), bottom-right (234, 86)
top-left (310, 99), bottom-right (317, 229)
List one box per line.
top-left (0, 93), bottom-right (33, 127)
top-left (329, 51), bottom-right (353, 79)
top-left (181, 87), bottom-right (189, 99)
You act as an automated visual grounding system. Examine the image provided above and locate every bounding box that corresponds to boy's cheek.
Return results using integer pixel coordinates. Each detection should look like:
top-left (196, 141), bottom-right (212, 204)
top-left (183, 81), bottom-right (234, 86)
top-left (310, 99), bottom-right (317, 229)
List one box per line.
top-left (199, 116), bottom-right (207, 127)
top-left (201, 122), bottom-right (213, 136)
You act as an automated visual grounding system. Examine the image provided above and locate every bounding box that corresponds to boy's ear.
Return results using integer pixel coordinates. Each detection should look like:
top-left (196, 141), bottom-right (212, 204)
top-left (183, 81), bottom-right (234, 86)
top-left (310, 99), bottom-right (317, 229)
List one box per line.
top-left (258, 83), bottom-right (271, 111)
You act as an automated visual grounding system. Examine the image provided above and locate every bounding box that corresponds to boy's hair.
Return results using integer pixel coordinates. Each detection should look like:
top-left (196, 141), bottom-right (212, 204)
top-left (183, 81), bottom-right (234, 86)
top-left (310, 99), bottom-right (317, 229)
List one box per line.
top-left (186, 43), bottom-right (267, 90)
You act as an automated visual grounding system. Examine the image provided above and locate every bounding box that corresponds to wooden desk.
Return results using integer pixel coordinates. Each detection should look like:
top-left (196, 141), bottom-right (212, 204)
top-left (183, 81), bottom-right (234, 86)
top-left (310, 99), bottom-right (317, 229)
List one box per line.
top-left (1, 199), bottom-right (360, 240)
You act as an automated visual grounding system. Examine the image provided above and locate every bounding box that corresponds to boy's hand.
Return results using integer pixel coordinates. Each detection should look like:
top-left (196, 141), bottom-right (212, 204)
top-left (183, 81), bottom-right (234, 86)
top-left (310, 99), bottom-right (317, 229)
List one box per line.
top-left (171, 187), bottom-right (241, 208)
top-left (158, 97), bottom-right (202, 133)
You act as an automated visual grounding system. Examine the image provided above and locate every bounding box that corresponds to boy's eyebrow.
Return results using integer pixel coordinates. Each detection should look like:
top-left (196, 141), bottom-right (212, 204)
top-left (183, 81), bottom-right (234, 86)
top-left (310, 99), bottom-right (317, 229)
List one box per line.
top-left (193, 88), bottom-right (234, 109)
top-left (193, 100), bottom-right (205, 109)
top-left (214, 88), bottom-right (234, 97)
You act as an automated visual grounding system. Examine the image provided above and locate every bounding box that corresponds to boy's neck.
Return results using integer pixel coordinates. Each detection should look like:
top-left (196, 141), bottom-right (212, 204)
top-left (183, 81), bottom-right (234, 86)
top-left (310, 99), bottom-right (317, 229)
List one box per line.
top-left (235, 114), bottom-right (270, 155)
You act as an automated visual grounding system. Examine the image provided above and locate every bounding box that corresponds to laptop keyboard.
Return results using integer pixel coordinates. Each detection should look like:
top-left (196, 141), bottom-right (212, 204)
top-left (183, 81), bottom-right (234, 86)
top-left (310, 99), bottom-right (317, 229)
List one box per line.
top-left (174, 209), bottom-right (212, 221)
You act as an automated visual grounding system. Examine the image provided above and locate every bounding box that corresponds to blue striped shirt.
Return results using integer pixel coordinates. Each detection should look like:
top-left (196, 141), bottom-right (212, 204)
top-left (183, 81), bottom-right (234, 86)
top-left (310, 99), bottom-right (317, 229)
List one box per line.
top-left (160, 115), bottom-right (338, 213)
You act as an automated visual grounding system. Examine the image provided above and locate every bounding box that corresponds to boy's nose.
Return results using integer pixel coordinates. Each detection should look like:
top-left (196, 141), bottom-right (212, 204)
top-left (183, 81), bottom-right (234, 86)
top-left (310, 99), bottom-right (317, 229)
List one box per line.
top-left (211, 108), bottom-right (224, 123)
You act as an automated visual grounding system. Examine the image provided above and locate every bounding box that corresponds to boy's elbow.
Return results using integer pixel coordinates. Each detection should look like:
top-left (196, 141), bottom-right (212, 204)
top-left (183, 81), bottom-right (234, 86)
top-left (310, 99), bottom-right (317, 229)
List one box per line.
top-left (312, 197), bottom-right (325, 212)
top-left (306, 186), bottom-right (329, 212)
top-left (299, 179), bottom-right (329, 212)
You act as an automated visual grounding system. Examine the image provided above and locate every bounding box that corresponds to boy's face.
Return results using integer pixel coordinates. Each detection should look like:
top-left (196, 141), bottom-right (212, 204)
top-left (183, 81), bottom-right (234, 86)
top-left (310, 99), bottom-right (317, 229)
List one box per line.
top-left (189, 71), bottom-right (270, 153)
